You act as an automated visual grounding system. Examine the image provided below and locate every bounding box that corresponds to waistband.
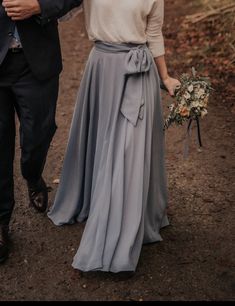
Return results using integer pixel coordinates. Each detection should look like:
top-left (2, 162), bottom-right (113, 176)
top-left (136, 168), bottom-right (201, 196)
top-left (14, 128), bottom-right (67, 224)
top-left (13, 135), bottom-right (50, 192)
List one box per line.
top-left (94, 41), bottom-right (148, 53)
top-left (94, 41), bottom-right (152, 76)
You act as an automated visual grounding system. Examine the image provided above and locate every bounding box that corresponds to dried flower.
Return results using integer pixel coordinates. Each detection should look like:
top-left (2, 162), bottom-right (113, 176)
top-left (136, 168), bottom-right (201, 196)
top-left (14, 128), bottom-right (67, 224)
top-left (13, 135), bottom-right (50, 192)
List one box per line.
top-left (180, 107), bottom-right (190, 117)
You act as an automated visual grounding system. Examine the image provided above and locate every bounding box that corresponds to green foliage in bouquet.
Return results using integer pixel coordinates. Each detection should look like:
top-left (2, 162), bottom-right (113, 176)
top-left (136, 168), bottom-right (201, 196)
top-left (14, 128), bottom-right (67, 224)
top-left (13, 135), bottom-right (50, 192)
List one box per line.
top-left (164, 67), bottom-right (213, 129)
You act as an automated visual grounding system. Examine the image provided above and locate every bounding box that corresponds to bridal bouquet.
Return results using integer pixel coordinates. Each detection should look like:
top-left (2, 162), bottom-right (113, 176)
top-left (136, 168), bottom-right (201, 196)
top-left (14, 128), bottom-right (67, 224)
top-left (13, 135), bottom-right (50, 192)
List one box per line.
top-left (164, 68), bottom-right (213, 130)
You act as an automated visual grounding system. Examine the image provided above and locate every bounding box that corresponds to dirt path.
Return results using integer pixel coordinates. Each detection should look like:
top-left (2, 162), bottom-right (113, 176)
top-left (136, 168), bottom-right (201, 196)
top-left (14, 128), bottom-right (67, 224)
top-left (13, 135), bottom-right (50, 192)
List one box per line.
top-left (0, 0), bottom-right (234, 301)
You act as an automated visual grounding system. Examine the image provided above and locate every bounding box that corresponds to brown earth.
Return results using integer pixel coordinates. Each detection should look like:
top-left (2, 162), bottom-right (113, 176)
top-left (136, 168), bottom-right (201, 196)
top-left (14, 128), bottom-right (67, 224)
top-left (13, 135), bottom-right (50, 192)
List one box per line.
top-left (0, 0), bottom-right (234, 301)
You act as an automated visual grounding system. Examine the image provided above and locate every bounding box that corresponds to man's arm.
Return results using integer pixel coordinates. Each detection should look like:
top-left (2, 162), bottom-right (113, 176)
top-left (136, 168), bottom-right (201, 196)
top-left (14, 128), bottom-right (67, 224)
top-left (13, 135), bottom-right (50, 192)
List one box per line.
top-left (38, 0), bottom-right (82, 21)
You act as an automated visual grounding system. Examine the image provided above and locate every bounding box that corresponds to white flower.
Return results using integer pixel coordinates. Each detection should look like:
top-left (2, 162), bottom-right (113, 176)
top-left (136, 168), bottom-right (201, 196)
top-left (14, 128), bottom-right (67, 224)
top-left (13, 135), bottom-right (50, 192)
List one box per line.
top-left (179, 98), bottom-right (187, 106)
top-left (184, 92), bottom-right (191, 100)
top-left (198, 88), bottom-right (205, 98)
top-left (188, 85), bottom-right (194, 92)
top-left (191, 101), bottom-right (200, 108)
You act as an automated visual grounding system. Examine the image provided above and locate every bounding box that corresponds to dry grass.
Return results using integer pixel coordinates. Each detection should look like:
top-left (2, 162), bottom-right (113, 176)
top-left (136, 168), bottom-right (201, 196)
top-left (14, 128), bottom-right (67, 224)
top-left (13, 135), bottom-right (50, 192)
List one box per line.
top-left (179, 0), bottom-right (234, 97)
top-left (165, 0), bottom-right (235, 108)
top-left (184, 0), bottom-right (235, 65)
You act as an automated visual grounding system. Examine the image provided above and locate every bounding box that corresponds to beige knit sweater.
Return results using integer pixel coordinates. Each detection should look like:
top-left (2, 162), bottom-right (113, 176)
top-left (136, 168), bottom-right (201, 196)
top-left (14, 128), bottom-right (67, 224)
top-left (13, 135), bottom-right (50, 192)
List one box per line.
top-left (83, 0), bottom-right (165, 58)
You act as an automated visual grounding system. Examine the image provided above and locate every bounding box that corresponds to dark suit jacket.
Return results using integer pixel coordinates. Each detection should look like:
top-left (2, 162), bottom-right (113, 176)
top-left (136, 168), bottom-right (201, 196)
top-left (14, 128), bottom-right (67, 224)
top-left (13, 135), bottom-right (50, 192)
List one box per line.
top-left (0, 0), bottom-right (82, 80)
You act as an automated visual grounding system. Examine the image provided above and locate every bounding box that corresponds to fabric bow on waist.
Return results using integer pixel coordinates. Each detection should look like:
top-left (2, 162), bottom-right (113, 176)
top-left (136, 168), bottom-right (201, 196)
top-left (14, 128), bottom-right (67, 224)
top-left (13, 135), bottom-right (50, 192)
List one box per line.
top-left (121, 45), bottom-right (152, 126)
top-left (95, 41), bottom-right (153, 126)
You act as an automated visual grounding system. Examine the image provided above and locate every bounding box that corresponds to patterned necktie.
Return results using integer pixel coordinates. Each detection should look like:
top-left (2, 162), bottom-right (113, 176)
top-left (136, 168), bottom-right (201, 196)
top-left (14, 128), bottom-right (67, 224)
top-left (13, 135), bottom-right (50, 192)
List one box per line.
top-left (14, 26), bottom-right (21, 43)
top-left (9, 25), bottom-right (22, 48)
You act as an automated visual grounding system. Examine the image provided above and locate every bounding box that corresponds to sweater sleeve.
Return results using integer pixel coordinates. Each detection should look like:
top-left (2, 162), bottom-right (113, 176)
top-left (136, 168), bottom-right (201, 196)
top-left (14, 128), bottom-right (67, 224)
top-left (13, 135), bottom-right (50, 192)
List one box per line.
top-left (146, 0), bottom-right (165, 58)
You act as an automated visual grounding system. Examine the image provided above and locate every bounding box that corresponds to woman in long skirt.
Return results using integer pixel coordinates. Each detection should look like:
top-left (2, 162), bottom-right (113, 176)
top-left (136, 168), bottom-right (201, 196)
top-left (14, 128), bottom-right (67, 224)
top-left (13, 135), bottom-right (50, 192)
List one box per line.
top-left (48, 0), bottom-right (180, 273)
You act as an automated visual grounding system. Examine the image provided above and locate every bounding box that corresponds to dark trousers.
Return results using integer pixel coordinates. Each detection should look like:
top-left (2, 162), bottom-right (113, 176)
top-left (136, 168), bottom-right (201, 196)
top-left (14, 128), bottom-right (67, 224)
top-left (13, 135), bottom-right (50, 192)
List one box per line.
top-left (0, 51), bottom-right (59, 225)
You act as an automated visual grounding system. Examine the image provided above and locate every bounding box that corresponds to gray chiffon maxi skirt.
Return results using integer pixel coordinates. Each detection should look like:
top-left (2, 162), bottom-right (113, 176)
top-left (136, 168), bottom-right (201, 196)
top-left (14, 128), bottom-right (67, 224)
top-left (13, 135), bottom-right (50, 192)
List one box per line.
top-left (48, 41), bottom-right (169, 273)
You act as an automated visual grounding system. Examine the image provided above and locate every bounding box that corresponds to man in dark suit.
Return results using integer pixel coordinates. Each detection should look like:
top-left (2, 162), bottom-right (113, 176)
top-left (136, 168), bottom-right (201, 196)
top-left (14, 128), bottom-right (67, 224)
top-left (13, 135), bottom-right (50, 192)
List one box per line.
top-left (0, 0), bottom-right (82, 263)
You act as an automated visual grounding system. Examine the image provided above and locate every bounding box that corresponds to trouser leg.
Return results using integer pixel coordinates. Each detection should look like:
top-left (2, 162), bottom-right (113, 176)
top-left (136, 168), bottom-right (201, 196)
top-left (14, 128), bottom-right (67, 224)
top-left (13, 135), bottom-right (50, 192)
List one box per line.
top-left (0, 88), bottom-right (16, 225)
top-left (0, 50), bottom-right (59, 224)
top-left (12, 66), bottom-right (59, 184)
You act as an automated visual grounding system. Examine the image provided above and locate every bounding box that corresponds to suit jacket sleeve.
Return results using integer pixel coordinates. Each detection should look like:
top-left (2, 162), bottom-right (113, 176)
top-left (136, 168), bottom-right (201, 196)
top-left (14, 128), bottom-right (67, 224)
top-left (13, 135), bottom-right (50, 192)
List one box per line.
top-left (36, 0), bottom-right (82, 25)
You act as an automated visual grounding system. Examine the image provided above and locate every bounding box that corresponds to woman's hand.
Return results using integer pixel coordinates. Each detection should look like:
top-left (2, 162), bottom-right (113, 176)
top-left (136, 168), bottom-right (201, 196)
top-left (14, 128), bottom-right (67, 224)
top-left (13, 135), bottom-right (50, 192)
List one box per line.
top-left (162, 76), bottom-right (181, 97)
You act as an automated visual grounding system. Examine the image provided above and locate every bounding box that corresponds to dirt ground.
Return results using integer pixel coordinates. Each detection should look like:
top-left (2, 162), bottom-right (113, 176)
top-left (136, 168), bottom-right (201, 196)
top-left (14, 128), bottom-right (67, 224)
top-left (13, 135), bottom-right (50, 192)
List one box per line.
top-left (0, 0), bottom-right (234, 301)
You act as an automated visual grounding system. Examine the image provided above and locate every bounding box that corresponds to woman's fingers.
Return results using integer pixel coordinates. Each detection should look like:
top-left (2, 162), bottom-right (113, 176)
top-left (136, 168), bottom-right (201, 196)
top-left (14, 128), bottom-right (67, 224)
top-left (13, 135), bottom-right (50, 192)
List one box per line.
top-left (163, 77), bottom-right (181, 96)
top-left (169, 88), bottom-right (174, 96)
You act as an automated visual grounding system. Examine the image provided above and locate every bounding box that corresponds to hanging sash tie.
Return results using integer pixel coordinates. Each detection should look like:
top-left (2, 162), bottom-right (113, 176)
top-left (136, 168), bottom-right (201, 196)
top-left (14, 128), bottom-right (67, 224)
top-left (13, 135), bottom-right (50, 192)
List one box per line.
top-left (121, 45), bottom-right (152, 126)
top-left (95, 41), bottom-right (152, 126)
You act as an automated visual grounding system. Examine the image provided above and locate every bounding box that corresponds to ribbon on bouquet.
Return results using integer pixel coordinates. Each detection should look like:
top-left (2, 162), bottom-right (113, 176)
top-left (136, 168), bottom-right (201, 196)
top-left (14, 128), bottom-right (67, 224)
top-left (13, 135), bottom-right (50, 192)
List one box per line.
top-left (183, 117), bottom-right (203, 159)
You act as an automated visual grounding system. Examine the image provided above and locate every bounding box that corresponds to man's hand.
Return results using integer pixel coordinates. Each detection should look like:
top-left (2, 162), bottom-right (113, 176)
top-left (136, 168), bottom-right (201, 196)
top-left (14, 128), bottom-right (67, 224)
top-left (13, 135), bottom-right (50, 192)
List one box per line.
top-left (2, 0), bottom-right (41, 21)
